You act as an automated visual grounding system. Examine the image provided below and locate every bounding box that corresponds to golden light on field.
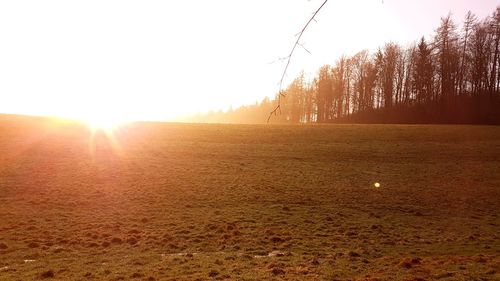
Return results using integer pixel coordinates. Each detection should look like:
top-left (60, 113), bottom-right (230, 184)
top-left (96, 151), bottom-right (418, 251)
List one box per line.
top-left (374, 182), bottom-right (381, 188)
top-left (87, 123), bottom-right (123, 158)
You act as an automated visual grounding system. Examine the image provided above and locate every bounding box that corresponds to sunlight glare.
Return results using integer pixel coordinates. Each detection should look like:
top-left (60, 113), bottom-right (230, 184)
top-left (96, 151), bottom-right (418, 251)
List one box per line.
top-left (84, 112), bottom-right (126, 159)
top-left (82, 113), bottom-right (129, 131)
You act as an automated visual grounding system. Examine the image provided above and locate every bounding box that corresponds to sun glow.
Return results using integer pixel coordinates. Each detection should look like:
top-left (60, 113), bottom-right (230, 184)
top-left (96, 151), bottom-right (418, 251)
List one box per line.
top-left (83, 112), bottom-right (126, 159)
top-left (80, 113), bottom-right (129, 131)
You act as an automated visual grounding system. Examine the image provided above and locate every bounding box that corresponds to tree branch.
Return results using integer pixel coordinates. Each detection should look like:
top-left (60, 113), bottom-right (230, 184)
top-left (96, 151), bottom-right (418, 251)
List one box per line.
top-left (268, 0), bottom-right (328, 123)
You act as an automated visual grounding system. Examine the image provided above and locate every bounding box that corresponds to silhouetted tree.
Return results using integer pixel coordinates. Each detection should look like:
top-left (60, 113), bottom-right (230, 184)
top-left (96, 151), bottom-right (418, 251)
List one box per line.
top-left (381, 43), bottom-right (399, 108)
top-left (435, 14), bottom-right (460, 116)
top-left (414, 37), bottom-right (434, 104)
top-left (458, 11), bottom-right (477, 96)
top-left (316, 65), bottom-right (332, 122)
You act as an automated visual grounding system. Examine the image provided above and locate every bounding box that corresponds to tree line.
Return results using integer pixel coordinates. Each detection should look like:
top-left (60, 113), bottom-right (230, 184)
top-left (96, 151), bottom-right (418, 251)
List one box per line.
top-left (189, 8), bottom-right (500, 124)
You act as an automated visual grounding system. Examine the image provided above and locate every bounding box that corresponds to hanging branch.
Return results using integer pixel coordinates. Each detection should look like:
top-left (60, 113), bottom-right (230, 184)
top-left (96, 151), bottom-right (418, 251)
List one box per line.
top-left (267, 0), bottom-right (329, 123)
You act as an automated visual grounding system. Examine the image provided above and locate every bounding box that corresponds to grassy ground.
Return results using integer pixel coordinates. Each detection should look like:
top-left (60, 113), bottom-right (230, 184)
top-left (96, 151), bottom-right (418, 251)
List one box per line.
top-left (0, 115), bottom-right (499, 280)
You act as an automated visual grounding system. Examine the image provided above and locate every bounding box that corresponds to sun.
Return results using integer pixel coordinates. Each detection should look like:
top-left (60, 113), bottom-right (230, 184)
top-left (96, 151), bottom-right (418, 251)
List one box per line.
top-left (81, 113), bottom-right (129, 131)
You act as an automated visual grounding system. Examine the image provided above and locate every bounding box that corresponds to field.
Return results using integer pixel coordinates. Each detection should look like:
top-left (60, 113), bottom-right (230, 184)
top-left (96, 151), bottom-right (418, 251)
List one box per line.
top-left (0, 115), bottom-right (499, 281)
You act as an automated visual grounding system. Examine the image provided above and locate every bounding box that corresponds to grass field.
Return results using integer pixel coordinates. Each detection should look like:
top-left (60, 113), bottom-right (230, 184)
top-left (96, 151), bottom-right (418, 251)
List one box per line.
top-left (0, 115), bottom-right (499, 280)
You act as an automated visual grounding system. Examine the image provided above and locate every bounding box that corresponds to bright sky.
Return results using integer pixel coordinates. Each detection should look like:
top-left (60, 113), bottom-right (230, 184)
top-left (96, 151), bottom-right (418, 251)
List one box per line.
top-left (0, 0), bottom-right (498, 122)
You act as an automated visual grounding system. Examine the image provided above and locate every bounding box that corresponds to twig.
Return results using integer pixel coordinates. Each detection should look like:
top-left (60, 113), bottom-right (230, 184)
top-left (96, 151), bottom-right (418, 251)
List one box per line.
top-left (268, 56), bottom-right (291, 65)
top-left (268, 0), bottom-right (328, 123)
top-left (298, 42), bottom-right (311, 54)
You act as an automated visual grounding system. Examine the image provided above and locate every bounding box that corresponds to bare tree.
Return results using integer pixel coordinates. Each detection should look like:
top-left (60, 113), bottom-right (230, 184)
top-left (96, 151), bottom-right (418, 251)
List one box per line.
top-left (458, 11), bottom-right (477, 96)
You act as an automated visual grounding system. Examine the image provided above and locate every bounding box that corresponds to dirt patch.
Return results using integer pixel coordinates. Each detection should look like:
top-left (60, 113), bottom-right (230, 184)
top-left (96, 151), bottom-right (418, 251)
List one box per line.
top-left (39, 269), bottom-right (55, 279)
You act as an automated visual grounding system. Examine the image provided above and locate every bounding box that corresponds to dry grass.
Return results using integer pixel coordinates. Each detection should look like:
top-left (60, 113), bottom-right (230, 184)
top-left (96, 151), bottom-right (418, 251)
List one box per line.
top-left (0, 114), bottom-right (499, 280)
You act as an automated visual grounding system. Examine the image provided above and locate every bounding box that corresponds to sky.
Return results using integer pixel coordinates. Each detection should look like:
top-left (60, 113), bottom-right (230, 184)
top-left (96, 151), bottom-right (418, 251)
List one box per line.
top-left (0, 0), bottom-right (498, 122)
